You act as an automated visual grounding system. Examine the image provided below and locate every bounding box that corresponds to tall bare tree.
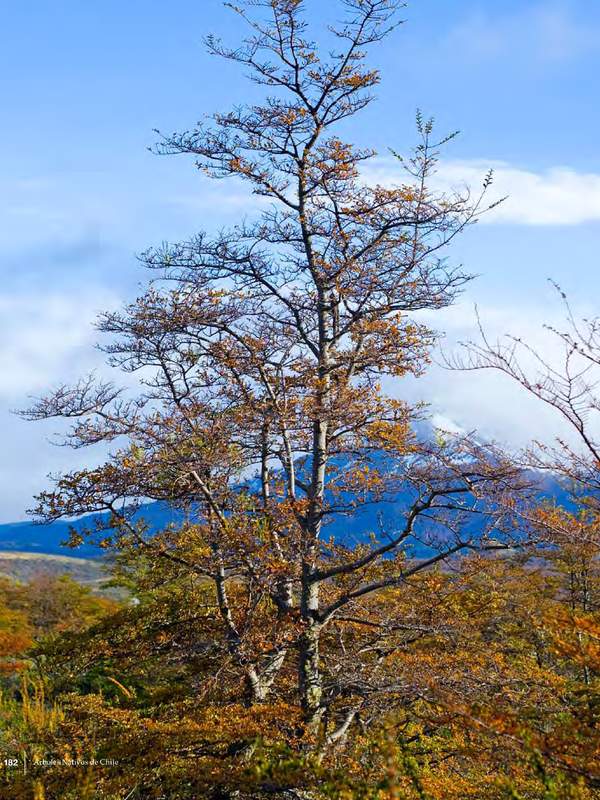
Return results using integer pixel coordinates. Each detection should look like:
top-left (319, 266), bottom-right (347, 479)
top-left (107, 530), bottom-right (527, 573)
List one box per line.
top-left (24, 0), bottom-right (518, 740)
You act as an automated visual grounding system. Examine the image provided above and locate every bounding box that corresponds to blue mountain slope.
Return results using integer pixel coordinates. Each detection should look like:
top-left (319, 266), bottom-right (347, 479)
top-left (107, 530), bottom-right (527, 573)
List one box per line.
top-left (0, 504), bottom-right (178, 559)
top-left (0, 470), bottom-right (571, 560)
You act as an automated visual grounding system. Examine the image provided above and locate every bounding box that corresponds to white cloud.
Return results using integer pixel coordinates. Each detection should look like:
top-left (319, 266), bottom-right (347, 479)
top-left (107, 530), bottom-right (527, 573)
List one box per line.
top-left (363, 157), bottom-right (600, 226)
top-left (441, 161), bottom-right (600, 226)
top-left (394, 296), bottom-right (600, 453)
top-left (430, 414), bottom-right (465, 436)
top-left (0, 288), bottom-right (123, 520)
top-left (0, 288), bottom-right (119, 399)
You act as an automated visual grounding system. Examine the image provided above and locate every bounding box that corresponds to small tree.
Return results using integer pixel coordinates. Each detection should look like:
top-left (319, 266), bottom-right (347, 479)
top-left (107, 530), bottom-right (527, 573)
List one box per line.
top-left (454, 287), bottom-right (600, 790)
top-left (24, 0), bottom-right (516, 756)
top-left (458, 283), bottom-right (600, 549)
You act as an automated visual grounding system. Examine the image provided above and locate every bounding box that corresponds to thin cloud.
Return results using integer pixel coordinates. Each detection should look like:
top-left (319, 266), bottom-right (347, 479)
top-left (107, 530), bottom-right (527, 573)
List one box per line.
top-left (444, 3), bottom-right (600, 65)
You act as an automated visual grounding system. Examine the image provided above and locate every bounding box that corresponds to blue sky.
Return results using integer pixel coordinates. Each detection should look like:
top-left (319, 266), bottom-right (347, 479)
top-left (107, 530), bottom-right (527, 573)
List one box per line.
top-left (1, 0), bottom-right (599, 520)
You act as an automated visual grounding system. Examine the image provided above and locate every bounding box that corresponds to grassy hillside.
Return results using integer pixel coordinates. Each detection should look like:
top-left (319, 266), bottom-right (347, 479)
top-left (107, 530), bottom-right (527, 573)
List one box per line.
top-left (0, 551), bottom-right (108, 588)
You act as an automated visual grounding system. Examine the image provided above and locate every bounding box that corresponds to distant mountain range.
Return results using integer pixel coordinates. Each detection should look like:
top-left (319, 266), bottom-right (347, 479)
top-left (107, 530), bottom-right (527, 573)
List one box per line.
top-left (0, 467), bottom-right (570, 561)
top-left (0, 505), bottom-right (176, 560)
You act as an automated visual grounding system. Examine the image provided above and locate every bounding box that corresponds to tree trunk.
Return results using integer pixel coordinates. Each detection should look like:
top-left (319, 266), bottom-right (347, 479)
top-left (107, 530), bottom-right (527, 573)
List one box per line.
top-left (299, 577), bottom-right (323, 728)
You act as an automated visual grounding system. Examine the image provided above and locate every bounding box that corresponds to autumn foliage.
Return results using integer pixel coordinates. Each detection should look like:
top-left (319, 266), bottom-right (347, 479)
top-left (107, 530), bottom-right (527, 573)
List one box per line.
top-left (1, 2), bottom-right (599, 798)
